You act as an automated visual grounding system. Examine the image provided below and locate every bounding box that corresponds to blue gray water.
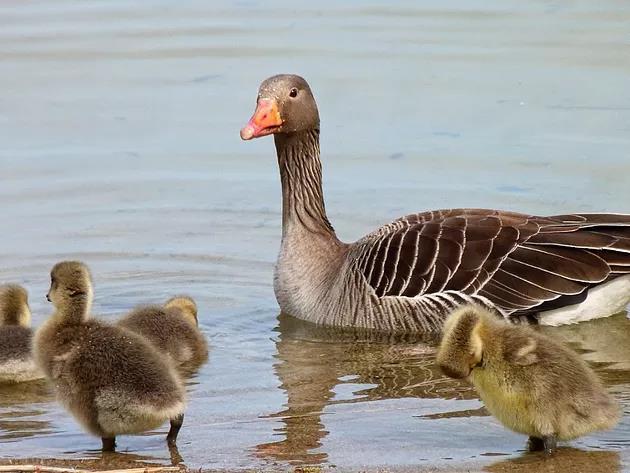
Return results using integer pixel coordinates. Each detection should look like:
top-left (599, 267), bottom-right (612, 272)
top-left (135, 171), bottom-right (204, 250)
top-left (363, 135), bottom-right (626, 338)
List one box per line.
top-left (1, 0), bottom-right (630, 471)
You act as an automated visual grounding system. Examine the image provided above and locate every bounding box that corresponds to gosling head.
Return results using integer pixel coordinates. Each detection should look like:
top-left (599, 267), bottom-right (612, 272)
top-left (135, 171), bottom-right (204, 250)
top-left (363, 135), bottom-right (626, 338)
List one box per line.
top-left (47, 261), bottom-right (93, 317)
top-left (164, 296), bottom-right (198, 327)
top-left (0, 284), bottom-right (31, 327)
top-left (436, 305), bottom-right (484, 379)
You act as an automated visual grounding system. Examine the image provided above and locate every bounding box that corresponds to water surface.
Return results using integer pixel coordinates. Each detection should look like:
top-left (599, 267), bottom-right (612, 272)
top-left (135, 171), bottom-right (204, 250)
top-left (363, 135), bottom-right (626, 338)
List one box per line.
top-left (1, 0), bottom-right (630, 471)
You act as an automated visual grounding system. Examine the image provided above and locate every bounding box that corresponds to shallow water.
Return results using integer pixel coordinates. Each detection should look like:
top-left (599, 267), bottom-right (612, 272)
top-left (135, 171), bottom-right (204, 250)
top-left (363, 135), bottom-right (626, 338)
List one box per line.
top-left (1, 0), bottom-right (630, 471)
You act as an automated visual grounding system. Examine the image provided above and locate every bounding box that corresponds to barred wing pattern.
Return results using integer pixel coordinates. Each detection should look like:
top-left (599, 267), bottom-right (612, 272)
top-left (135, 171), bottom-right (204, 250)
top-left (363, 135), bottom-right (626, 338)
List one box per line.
top-left (355, 209), bottom-right (630, 317)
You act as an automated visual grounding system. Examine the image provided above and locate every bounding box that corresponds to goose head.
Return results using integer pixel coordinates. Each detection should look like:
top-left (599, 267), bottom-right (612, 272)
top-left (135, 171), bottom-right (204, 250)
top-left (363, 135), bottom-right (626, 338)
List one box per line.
top-left (240, 74), bottom-right (319, 140)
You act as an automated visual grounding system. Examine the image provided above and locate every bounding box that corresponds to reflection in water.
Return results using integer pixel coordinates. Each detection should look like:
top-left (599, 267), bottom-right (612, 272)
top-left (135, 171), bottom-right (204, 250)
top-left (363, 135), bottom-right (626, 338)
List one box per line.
top-left (539, 312), bottom-right (630, 372)
top-left (485, 447), bottom-right (620, 473)
top-left (2, 0), bottom-right (630, 468)
top-left (258, 312), bottom-right (630, 467)
top-left (167, 444), bottom-right (184, 467)
top-left (0, 380), bottom-right (53, 441)
top-left (255, 313), bottom-right (477, 465)
top-left (0, 449), bottom-right (184, 471)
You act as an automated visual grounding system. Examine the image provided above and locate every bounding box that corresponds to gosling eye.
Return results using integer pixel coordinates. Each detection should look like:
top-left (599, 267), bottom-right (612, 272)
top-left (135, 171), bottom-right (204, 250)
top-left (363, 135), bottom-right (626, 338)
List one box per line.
top-left (289, 87), bottom-right (298, 98)
top-left (472, 354), bottom-right (484, 368)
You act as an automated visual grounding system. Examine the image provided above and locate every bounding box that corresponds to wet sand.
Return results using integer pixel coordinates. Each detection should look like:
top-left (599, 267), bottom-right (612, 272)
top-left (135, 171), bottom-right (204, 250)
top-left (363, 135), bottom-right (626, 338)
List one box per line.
top-left (1, 0), bottom-right (630, 471)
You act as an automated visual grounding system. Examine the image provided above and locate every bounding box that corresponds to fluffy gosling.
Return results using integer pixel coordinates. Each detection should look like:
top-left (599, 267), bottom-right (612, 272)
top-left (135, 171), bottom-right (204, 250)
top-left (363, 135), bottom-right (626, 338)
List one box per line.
top-left (33, 261), bottom-right (186, 451)
top-left (118, 295), bottom-right (208, 372)
top-left (437, 305), bottom-right (620, 454)
top-left (0, 284), bottom-right (42, 383)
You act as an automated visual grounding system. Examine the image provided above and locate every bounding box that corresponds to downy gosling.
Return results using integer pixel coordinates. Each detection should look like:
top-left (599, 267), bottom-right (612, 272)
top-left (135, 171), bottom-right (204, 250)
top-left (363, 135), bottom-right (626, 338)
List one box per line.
top-left (33, 261), bottom-right (186, 452)
top-left (0, 284), bottom-right (42, 383)
top-left (437, 305), bottom-right (620, 454)
top-left (118, 295), bottom-right (208, 372)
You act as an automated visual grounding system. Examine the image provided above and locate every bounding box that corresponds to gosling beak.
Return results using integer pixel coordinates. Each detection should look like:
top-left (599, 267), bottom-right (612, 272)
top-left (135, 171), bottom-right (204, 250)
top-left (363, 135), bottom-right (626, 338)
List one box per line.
top-left (240, 98), bottom-right (282, 140)
top-left (438, 363), bottom-right (471, 380)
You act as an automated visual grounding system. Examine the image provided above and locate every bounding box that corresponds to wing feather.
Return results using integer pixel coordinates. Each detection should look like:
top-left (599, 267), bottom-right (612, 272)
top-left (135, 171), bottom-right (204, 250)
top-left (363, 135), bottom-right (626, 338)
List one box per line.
top-left (509, 246), bottom-right (609, 283)
top-left (355, 209), bottom-right (630, 317)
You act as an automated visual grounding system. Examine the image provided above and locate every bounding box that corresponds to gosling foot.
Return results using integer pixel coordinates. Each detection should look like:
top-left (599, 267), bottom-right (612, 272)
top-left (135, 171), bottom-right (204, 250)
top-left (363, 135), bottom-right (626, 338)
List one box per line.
top-left (167, 413), bottom-right (184, 446)
top-left (527, 435), bottom-right (557, 454)
top-left (102, 436), bottom-right (116, 452)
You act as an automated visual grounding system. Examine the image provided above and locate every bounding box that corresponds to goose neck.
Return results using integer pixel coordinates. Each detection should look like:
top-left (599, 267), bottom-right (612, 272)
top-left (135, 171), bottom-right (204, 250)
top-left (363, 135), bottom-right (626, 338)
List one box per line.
top-left (275, 130), bottom-right (337, 240)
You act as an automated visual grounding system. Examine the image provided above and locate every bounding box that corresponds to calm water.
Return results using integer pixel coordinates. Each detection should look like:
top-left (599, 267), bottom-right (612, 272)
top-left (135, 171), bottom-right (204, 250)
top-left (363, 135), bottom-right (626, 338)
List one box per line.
top-left (1, 0), bottom-right (630, 471)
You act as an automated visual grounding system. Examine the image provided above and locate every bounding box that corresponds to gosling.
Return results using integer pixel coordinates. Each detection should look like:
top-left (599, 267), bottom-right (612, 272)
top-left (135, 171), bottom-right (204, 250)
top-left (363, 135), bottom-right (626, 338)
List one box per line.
top-left (436, 305), bottom-right (620, 454)
top-left (33, 261), bottom-right (186, 452)
top-left (0, 284), bottom-right (42, 383)
top-left (118, 295), bottom-right (208, 372)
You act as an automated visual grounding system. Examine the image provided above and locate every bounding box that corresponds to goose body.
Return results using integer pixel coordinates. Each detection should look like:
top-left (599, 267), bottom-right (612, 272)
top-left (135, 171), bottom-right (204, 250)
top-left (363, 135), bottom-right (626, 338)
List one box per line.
top-left (0, 284), bottom-right (42, 383)
top-left (437, 305), bottom-right (620, 452)
top-left (241, 75), bottom-right (630, 333)
top-left (34, 261), bottom-right (186, 451)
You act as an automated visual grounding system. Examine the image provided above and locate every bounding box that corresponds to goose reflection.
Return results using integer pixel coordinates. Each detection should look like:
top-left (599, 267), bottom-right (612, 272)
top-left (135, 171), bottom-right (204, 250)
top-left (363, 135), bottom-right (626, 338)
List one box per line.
top-left (539, 312), bottom-right (630, 373)
top-left (254, 313), bottom-right (479, 465)
top-left (257, 311), bottom-right (630, 466)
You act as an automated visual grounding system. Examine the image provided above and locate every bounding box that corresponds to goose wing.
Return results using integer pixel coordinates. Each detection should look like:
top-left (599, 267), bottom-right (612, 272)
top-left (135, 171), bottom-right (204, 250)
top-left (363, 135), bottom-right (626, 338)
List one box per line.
top-left (354, 209), bottom-right (630, 316)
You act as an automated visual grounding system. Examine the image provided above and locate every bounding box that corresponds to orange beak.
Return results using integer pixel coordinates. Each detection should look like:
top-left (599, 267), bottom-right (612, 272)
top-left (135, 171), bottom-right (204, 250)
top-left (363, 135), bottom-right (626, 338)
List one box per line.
top-left (240, 98), bottom-right (283, 140)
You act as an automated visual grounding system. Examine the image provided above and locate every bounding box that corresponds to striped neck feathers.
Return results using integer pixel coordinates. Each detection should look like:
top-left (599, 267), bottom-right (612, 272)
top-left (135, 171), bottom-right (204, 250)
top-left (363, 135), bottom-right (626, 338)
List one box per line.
top-left (274, 129), bottom-right (337, 239)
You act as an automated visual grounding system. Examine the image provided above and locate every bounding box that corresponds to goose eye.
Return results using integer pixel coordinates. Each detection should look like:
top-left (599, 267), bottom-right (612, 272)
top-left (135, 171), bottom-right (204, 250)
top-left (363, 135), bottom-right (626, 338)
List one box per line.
top-left (289, 88), bottom-right (298, 98)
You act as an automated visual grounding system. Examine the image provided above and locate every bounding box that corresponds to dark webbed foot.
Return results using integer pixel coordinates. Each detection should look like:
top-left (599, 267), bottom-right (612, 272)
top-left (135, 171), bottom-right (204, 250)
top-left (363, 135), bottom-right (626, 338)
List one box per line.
top-left (102, 437), bottom-right (116, 452)
top-left (167, 413), bottom-right (184, 446)
top-left (527, 435), bottom-right (557, 454)
top-left (527, 436), bottom-right (545, 452)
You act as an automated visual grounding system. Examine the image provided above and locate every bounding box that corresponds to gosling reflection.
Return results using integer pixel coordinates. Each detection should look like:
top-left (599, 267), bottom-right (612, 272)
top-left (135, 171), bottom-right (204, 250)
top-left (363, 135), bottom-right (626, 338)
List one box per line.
top-left (255, 313), bottom-right (477, 465)
top-left (6, 449), bottom-right (185, 471)
top-left (168, 443), bottom-right (184, 466)
top-left (0, 379), bottom-right (53, 441)
top-left (485, 447), bottom-right (620, 473)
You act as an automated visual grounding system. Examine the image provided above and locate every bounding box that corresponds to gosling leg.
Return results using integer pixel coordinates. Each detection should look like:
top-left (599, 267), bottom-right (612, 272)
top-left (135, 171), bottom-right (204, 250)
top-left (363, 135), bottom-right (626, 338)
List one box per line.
top-left (527, 435), bottom-right (557, 454)
top-left (102, 436), bottom-right (116, 452)
top-left (542, 435), bottom-right (557, 454)
top-left (167, 413), bottom-right (184, 446)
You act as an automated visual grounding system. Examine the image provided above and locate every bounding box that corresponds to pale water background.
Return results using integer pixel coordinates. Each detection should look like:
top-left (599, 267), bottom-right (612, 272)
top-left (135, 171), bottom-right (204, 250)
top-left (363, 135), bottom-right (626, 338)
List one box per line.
top-left (1, 0), bottom-right (630, 471)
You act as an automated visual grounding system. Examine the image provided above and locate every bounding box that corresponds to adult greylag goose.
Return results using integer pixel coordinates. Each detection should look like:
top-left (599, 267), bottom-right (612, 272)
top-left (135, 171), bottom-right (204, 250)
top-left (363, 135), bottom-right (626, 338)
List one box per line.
top-left (240, 74), bottom-right (630, 333)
